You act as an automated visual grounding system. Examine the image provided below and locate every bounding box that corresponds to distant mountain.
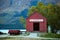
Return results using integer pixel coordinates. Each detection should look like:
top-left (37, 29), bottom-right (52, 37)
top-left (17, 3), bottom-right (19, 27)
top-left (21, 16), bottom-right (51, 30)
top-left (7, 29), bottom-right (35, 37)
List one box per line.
top-left (0, 13), bottom-right (8, 17)
top-left (13, 9), bottom-right (28, 18)
top-left (0, 23), bottom-right (25, 29)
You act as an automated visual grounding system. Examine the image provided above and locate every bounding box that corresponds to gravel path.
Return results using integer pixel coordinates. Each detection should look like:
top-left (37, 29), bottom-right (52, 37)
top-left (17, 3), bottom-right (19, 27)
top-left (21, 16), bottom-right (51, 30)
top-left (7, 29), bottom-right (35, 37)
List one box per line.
top-left (28, 33), bottom-right (38, 38)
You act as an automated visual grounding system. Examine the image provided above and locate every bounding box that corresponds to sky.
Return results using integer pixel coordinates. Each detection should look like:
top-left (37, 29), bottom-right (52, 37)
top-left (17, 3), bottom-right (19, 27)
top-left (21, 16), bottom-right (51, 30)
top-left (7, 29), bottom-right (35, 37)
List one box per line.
top-left (0, 0), bottom-right (60, 33)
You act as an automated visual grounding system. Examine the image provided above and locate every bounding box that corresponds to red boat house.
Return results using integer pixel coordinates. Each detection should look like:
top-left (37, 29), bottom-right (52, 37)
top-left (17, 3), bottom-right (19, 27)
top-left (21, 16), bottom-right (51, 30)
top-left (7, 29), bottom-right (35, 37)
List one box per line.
top-left (26, 12), bottom-right (47, 32)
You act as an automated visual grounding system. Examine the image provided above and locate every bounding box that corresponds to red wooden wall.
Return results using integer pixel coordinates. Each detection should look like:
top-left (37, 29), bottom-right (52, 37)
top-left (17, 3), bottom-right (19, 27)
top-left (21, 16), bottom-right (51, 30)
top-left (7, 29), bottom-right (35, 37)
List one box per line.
top-left (26, 12), bottom-right (47, 32)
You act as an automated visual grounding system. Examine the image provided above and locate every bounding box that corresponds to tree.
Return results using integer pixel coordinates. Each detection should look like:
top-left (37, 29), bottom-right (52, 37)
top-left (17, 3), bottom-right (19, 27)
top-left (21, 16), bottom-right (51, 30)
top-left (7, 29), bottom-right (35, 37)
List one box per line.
top-left (20, 16), bottom-right (26, 28)
top-left (54, 5), bottom-right (60, 29)
top-left (27, 2), bottom-right (60, 33)
top-left (27, 6), bottom-right (37, 16)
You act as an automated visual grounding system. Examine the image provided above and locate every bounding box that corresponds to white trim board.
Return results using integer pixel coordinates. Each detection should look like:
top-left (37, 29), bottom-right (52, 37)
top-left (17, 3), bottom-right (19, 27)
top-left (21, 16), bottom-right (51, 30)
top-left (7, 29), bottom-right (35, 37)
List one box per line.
top-left (29, 19), bottom-right (44, 22)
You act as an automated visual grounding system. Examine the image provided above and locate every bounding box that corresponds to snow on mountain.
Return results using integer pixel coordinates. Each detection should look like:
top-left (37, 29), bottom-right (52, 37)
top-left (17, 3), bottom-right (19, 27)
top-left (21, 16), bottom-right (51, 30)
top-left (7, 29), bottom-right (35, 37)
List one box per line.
top-left (0, 0), bottom-right (31, 13)
top-left (0, 0), bottom-right (10, 11)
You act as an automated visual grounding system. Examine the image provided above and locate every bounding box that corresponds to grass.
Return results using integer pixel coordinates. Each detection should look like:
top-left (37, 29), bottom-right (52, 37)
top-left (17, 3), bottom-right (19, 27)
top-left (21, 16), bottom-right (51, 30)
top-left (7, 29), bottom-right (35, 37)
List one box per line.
top-left (0, 37), bottom-right (59, 40)
top-left (0, 37), bottom-right (13, 40)
top-left (40, 33), bottom-right (60, 38)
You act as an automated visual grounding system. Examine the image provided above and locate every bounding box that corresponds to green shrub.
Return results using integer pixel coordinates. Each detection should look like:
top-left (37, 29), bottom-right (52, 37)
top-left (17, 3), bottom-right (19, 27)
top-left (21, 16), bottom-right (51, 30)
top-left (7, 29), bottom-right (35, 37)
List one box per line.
top-left (41, 33), bottom-right (60, 38)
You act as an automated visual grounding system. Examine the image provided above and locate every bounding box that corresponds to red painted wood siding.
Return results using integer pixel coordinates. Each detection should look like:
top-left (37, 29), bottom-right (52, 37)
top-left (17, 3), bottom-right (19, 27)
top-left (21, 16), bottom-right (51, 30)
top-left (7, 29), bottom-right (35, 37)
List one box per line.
top-left (26, 12), bottom-right (47, 32)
